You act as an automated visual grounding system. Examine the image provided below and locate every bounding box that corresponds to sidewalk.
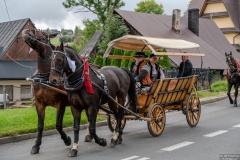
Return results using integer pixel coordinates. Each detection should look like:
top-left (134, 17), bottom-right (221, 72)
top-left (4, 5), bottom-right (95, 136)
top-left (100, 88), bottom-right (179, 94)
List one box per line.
top-left (0, 93), bottom-right (229, 145)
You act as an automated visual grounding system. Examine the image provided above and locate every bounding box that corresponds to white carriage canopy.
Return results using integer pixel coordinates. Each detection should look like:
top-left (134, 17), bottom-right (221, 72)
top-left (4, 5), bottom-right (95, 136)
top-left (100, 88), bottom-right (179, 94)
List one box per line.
top-left (103, 35), bottom-right (205, 59)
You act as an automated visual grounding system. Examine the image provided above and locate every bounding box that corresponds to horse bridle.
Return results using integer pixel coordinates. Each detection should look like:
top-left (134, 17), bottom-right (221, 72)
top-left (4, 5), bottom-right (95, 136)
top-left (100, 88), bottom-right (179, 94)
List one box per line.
top-left (51, 51), bottom-right (86, 80)
top-left (24, 29), bottom-right (50, 51)
top-left (226, 54), bottom-right (237, 73)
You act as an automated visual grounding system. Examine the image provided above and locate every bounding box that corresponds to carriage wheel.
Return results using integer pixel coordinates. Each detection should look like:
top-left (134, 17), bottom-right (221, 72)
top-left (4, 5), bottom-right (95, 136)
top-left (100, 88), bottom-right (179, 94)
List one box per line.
top-left (107, 114), bottom-right (126, 133)
top-left (147, 103), bottom-right (166, 137)
top-left (186, 94), bottom-right (201, 127)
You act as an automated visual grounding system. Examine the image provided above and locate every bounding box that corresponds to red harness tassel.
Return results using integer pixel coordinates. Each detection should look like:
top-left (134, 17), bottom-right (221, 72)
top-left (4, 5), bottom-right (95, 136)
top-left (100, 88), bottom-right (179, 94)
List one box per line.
top-left (83, 56), bottom-right (94, 94)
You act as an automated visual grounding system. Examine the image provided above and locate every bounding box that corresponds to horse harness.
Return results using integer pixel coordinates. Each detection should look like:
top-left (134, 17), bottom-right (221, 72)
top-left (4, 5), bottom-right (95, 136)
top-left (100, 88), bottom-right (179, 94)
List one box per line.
top-left (51, 51), bottom-right (109, 96)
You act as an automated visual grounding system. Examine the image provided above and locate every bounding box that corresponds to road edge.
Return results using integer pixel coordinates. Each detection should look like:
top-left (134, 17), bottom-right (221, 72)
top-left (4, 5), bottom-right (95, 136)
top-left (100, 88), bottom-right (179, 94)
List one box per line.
top-left (0, 95), bottom-right (229, 145)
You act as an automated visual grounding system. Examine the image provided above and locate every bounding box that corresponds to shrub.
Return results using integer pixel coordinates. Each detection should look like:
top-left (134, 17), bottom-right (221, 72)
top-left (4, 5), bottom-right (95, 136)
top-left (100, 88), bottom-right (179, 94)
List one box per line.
top-left (110, 49), bottom-right (123, 67)
top-left (93, 56), bottom-right (103, 67)
top-left (210, 80), bottom-right (227, 92)
top-left (120, 50), bottom-right (131, 68)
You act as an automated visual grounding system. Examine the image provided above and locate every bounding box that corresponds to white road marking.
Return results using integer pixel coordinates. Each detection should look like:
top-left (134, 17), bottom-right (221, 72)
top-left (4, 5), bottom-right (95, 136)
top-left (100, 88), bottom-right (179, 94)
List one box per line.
top-left (204, 130), bottom-right (228, 137)
top-left (232, 124), bottom-right (240, 128)
top-left (121, 156), bottom-right (150, 160)
top-left (137, 158), bottom-right (150, 160)
top-left (122, 156), bottom-right (139, 160)
top-left (161, 141), bottom-right (194, 151)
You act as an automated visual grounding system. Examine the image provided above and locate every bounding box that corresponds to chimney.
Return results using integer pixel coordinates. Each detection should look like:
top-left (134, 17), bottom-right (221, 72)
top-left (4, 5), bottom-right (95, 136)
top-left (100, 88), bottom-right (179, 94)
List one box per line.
top-left (188, 8), bottom-right (199, 36)
top-left (172, 9), bottom-right (181, 33)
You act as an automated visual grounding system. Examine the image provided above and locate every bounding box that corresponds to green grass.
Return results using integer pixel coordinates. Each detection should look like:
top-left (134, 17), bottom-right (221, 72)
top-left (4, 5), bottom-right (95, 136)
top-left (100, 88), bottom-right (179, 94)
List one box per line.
top-left (50, 37), bottom-right (60, 45)
top-left (197, 80), bottom-right (227, 98)
top-left (197, 91), bottom-right (222, 98)
top-left (0, 80), bottom-right (229, 138)
top-left (0, 107), bottom-right (105, 138)
top-left (210, 80), bottom-right (227, 92)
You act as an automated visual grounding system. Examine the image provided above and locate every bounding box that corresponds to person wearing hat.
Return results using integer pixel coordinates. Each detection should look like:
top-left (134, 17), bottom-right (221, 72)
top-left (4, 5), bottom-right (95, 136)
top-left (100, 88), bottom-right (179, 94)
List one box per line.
top-left (148, 54), bottom-right (165, 82)
top-left (177, 55), bottom-right (193, 77)
top-left (130, 52), bottom-right (152, 87)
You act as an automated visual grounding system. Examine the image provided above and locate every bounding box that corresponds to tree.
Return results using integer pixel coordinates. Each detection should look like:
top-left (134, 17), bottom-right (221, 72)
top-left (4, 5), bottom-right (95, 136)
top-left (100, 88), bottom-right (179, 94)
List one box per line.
top-left (135, 0), bottom-right (164, 15)
top-left (110, 49), bottom-right (123, 67)
top-left (93, 55), bottom-right (103, 67)
top-left (74, 26), bottom-right (81, 36)
top-left (120, 50), bottom-right (131, 68)
top-left (98, 14), bottom-right (129, 54)
top-left (46, 28), bottom-right (51, 34)
top-left (63, 0), bottom-right (125, 25)
top-left (79, 19), bottom-right (101, 49)
top-left (61, 28), bottom-right (68, 35)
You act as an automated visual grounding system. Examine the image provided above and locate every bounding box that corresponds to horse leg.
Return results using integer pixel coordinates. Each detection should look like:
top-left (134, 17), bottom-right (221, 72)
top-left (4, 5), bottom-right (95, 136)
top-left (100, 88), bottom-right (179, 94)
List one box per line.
top-left (234, 84), bottom-right (239, 107)
top-left (109, 98), bottom-right (124, 147)
top-left (68, 107), bottom-right (81, 157)
top-left (31, 101), bottom-right (45, 154)
top-left (87, 106), bottom-right (107, 147)
top-left (227, 83), bottom-right (233, 104)
top-left (84, 109), bottom-right (93, 143)
top-left (84, 124), bottom-right (93, 142)
top-left (56, 105), bottom-right (71, 146)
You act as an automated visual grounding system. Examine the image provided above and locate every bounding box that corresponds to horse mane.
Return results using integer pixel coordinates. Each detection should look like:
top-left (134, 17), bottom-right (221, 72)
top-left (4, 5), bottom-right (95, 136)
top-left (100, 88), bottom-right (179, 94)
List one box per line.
top-left (64, 45), bottom-right (101, 69)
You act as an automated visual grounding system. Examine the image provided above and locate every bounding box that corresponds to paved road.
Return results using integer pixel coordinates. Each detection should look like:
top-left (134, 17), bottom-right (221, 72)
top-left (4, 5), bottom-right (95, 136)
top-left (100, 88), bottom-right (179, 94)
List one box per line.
top-left (1, 98), bottom-right (240, 160)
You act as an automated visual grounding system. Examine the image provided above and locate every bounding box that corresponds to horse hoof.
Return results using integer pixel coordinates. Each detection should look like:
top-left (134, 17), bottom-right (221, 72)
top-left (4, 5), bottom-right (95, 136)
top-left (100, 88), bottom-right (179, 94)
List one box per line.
top-left (230, 101), bottom-right (233, 104)
top-left (64, 136), bottom-right (71, 146)
top-left (84, 135), bottom-right (93, 142)
top-left (110, 138), bottom-right (118, 147)
top-left (68, 149), bottom-right (78, 157)
top-left (31, 146), bottom-right (40, 154)
top-left (118, 136), bottom-right (123, 144)
top-left (99, 138), bottom-right (107, 146)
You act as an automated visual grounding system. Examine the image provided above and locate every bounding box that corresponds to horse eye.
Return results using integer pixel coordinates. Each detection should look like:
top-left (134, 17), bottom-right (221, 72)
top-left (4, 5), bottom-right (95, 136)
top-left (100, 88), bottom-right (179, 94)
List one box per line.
top-left (57, 58), bottom-right (62, 63)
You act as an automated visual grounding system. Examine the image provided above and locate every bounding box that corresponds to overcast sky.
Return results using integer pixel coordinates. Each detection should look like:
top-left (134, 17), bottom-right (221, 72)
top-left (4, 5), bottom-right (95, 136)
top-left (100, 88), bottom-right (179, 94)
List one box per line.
top-left (0, 0), bottom-right (191, 30)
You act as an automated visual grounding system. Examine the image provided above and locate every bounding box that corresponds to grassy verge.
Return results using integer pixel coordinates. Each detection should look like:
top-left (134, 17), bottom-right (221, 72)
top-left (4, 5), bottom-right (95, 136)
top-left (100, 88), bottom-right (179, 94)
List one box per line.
top-left (0, 80), bottom-right (228, 138)
top-left (0, 107), bottom-right (105, 138)
top-left (50, 37), bottom-right (60, 45)
top-left (197, 91), bottom-right (223, 98)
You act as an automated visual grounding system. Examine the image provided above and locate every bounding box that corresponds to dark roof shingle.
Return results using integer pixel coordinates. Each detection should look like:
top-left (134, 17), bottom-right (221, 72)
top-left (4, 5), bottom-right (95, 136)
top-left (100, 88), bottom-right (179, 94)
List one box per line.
top-left (0, 61), bottom-right (36, 80)
top-left (80, 30), bottom-right (103, 56)
top-left (114, 9), bottom-right (240, 70)
top-left (0, 19), bottom-right (30, 58)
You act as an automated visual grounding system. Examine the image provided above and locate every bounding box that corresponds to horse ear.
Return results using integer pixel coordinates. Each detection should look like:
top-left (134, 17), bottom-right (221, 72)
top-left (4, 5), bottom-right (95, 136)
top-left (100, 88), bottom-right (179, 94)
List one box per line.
top-left (60, 41), bottom-right (64, 51)
top-left (49, 33), bottom-right (58, 38)
top-left (225, 52), bottom-right (228, 56)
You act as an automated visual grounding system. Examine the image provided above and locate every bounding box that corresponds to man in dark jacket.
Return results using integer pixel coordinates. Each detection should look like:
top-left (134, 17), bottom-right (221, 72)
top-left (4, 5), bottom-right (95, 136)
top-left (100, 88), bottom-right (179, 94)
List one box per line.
top-left (130, 52), bottom-right (152, 86)
top-left (177, 55), bottom-right (193, 77)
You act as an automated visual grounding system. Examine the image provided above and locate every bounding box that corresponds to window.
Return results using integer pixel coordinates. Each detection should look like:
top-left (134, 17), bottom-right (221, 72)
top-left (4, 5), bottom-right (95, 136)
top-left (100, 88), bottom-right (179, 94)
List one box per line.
top-left (20, 85), bottom-right (32, 100)
top-left (0, 85), bottom-right (13, 101)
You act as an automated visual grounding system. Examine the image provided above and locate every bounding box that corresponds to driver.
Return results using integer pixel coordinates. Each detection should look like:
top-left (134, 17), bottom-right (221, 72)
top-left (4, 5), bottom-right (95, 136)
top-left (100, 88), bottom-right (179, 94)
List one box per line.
top-left (130, 52), bottom-right (152, 87)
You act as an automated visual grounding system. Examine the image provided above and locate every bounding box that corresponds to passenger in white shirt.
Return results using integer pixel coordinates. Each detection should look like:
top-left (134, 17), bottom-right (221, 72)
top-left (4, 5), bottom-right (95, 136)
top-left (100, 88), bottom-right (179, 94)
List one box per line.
top-left (148, 54), bottom-right (165, 82)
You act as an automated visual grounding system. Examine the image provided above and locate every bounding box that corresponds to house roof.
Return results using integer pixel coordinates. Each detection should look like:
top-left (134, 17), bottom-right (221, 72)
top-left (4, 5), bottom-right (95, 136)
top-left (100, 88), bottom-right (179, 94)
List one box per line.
top-left (0, 61), bottom-right (37, 80)
top-left (80, 30), bottom-right (103, 56)
top-left (188, 0), bottom-right (240, 31)
top-left (114, 9), bottom-right (240, 70)
top-left (0, 18), bottom-right (32, 59)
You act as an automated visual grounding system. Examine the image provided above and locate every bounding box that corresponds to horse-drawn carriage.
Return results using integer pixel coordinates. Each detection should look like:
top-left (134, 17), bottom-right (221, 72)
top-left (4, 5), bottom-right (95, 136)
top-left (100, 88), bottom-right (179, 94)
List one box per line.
top-left (102, 35), bottom-right (205, 136)
top-left (22, 29), bottom-right (204, 157)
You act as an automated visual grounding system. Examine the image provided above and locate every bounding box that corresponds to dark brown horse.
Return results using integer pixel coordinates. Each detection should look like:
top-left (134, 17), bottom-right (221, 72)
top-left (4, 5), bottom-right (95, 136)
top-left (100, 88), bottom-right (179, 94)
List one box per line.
top-left (49, 42), bottom-right (137, 157)
top-left (225, 52), bottom-right (240, 107)
top-left (22, 29), bottom-right (72, 154)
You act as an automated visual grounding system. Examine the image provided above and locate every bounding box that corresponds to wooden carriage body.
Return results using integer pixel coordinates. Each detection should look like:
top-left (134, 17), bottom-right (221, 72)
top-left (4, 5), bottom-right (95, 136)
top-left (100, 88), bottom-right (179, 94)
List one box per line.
top-left (103, 35), bottom-right (204, 136)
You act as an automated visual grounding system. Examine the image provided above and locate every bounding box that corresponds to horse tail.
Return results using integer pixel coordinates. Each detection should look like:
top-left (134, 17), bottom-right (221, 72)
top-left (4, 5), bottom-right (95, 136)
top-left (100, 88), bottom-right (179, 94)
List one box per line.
top-left (121, 67), bottom-right (138, 113)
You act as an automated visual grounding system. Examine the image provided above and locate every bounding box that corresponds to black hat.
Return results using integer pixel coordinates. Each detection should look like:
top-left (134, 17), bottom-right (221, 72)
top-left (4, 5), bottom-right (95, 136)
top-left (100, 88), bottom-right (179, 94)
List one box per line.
top-left (149, 54), bottom-right (156, 58)
top-left (134, 52), bottom-right (147, 58)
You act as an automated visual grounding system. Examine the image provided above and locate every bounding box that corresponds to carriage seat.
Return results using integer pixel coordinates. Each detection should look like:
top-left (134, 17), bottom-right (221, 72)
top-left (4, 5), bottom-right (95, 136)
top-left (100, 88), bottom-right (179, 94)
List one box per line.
top-left (136, 82), bottom-right (151, 95)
